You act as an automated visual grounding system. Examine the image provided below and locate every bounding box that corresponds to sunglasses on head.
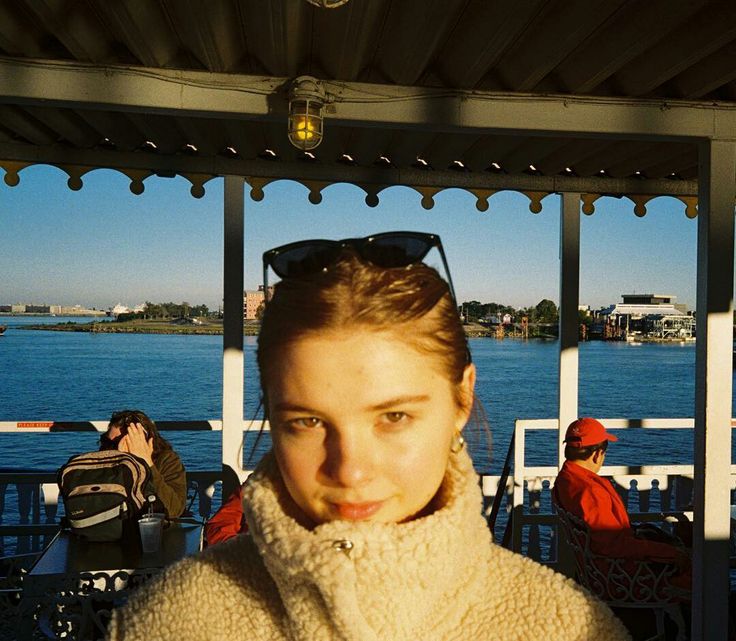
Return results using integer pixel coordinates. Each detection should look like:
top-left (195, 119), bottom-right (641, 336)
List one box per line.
top-left (262, 231), bottom-right (458, 305)
top-left (100, 433), bottom-right (124, 450)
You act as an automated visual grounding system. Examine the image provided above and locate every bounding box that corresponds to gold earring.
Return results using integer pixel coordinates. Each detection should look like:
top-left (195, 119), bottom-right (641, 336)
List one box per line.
top-left (450, 432), bottom-right (465, 453)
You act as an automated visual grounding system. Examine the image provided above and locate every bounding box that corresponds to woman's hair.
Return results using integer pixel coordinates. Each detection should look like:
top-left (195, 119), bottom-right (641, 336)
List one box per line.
top-left (257, 250), bottom-right (470, 409)
top-left (256, 250), bottom-right (491, 471)
top-left (108, 409), bottom-right (172, 459)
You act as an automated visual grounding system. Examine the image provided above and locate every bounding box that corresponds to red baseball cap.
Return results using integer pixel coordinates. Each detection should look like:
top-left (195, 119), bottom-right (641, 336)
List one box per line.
top-left (563, 417), bottom-right (618, 447)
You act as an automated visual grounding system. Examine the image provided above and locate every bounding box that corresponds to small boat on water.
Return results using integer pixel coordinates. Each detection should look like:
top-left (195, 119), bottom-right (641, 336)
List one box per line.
top-left (0, 325), bottom-right (6, 335)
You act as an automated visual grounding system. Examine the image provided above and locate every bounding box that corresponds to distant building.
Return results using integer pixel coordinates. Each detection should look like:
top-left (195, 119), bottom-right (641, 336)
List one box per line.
top-left (59, 305), bottom-right (105, 316)
top-left (598, 294), bottom-right (687, 321)
top-left (481, 312), bottom-right (513, 326)
top-left (620, 293), bottom-right (688, 314)
top-left (595, 294), bottom-right (694, 340)
top-left (243, 286), bottom-right (273, 320)
top-left (3, 303), bottom-right (103, 315)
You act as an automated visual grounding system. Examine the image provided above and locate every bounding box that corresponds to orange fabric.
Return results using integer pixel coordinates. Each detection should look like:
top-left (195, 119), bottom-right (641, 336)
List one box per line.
top-left (205, 488), bottom-right (246, 546)
top-left (553, 461), bottom-right (682, 563)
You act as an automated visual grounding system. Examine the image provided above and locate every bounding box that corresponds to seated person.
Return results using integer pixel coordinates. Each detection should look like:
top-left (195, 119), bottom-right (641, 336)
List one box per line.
top-left (553, 417), bottom-right (690, 587)
top-left (100, 409), bottom-right (187, 518)
top-left (204, 484), bottom-right (247, 546)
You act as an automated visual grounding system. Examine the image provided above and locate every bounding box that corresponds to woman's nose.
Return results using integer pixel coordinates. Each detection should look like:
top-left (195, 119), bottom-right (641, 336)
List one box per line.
top-left (323, 429), bottom-right (374, 487)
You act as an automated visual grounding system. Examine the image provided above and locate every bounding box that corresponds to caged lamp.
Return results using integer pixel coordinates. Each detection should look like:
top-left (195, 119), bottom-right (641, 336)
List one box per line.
top-left (304, 0), bottom-right (351, 7)
top-left (287, 76), bottom-right (326, 152)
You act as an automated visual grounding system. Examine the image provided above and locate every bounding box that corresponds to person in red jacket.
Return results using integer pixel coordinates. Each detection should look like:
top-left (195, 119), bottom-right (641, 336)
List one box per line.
top-left (553, 417), bottom-right (690, 586)
top-left (204, 485), bottom-right (247, 546)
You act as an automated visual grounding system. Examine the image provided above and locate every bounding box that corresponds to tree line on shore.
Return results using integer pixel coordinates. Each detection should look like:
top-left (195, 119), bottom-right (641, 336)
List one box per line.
top-left (460, 298), bottom-right (564, 324)
top-left (117, 301), bottom-right (212, 321)
top-left (115, 298), bottom-right (590, 328)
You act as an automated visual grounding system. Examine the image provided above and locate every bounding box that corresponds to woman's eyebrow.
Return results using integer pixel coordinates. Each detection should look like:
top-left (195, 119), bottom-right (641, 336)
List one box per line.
top-left (272, 401), bottom-right (317, 413)
top-left (368, 395), bottom-right (430, 411)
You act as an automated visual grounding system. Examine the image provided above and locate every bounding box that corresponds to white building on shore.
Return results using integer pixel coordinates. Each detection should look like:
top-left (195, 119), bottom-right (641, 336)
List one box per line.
top-left (597, 294), bottom-right (694, 339)
top-left (110, 303), bottom-right (146, 317)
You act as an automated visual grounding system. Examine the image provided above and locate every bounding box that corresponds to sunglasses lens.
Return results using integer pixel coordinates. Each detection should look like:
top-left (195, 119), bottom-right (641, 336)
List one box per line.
top-left (363, 235), bottom-right (433, 268)
top-left (270, 243), bottom-right (343, 279)
top-left (100, 434), bottom-right (122, 450)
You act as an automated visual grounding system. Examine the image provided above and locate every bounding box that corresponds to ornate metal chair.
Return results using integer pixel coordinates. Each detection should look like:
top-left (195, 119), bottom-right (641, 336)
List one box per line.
top-left (0, 551), bottom-right (42, 639)
top-left (553, 503), bottom-right (689, 641)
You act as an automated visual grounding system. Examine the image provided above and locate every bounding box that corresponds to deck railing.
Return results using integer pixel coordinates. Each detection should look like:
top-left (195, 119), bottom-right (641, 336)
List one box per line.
top-left (0, 419), bottom-right (267, 554)
top-left (501, 418), bottom-right (736, 568)
top-left (0, 470), bottom-right (223, 556)
top-left (1, 417), bottom-right (727, 564)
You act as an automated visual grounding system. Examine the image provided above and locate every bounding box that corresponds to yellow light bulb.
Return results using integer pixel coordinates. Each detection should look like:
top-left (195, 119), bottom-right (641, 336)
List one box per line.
top-left (294, 117), bottom-right (316, 141)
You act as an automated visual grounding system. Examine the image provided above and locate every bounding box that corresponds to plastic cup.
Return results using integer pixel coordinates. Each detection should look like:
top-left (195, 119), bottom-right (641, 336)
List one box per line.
top-left (138, 513), bottom-right (165, 553)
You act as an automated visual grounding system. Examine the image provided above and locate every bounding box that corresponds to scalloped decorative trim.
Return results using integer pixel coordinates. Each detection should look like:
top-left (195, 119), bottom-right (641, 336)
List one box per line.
top-left (0, 161), bottom-right (704, 217)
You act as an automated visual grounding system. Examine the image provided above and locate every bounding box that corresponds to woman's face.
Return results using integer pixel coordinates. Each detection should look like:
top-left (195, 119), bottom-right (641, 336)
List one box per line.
top-left (267, 329), bottom-right (475, 526)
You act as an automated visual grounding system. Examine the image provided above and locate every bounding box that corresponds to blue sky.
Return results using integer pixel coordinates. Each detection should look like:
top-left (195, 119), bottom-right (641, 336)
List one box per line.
top-left (1, 165), bottom-right (698, 311)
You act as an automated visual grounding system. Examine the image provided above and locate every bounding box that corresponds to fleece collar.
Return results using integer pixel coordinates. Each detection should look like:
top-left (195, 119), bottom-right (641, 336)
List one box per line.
top-left (242, 448), bottom-right (491, 641)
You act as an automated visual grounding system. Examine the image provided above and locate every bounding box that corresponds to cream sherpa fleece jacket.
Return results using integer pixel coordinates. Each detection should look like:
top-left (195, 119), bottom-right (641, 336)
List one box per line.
top-left (109, 449), bottom-right (630, 641)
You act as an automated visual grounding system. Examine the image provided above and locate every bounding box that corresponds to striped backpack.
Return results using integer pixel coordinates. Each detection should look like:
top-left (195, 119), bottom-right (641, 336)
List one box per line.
top-left (58, 450), bottom-right (155, 542)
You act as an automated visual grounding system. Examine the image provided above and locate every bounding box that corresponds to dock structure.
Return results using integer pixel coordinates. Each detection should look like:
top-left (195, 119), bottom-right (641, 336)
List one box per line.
top-left (648, 315), bottom-right (697, 341)
top-left (0, 3), bottom-right (735, 638)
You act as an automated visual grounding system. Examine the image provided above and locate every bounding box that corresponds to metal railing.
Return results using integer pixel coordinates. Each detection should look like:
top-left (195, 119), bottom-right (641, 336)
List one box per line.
top-left (4, 417), bottom-right (717, 567)
top-left (503, 418), bottom-right (736, 567)
top-left (0, 418), bottom-right (270, 554)
top-left (0, 470), bottom-right (223, 556)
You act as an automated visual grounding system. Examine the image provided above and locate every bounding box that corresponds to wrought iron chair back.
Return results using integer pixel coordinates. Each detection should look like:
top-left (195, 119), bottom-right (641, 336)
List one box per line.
top-left (0, 551), bottom-right (42, 638)
top-left (553, 502), bottom-right (689, 641)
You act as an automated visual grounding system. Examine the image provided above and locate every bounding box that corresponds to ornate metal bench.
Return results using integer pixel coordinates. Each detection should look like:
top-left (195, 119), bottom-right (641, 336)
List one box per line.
top-left (553, 503), bottom-right (689, 641)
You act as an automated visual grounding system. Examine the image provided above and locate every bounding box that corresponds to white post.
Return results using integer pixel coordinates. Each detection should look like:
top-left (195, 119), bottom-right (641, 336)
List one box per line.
top-left (222, 175), bottom-right (245, 498)
top-left (692, 139), bottom-right (736, 641)
top-left (558, 192), bottom-right (581, 465)
top-left (512, 420), bottom-right (527, 554)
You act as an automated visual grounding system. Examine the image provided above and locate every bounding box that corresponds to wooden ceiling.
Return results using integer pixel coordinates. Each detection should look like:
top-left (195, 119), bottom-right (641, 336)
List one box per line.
top-left (0, 0), bottom-right (734, 199)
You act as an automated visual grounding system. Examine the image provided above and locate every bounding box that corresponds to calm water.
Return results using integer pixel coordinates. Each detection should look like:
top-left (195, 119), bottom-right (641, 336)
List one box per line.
top-left (1, 315), bottom-right (731, 482)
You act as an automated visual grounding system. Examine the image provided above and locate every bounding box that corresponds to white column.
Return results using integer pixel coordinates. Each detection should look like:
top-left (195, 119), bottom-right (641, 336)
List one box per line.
top-left (558, 192), bottom-right (581, 465)
top-left (692, 139), bottom-right (736, 641)
top-left (222, 175), bottom-right (245, 498)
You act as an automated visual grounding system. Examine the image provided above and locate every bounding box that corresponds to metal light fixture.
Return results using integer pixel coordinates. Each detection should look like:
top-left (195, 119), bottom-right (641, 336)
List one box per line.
top-left (305, 0), bottom-right (350, 8)
top-left (288, 76), bottom-right (326, 151)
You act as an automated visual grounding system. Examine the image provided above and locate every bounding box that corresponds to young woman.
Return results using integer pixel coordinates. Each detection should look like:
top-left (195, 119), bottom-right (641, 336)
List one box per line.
top-left (101, 409), bottom-right (188, 518)
top-left (109, 233), bottom-right (628, 640)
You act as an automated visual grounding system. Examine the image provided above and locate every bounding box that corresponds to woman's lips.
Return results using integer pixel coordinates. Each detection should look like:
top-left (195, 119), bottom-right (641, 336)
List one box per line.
top-left (330, 501), bottom-right (384, 520)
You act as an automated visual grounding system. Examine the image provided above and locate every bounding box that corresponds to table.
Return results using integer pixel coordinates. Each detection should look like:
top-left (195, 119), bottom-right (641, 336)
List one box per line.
top-left (19, 519), bottom-right (203, 640)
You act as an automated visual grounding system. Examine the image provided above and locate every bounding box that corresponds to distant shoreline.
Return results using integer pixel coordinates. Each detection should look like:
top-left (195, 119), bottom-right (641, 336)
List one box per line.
top-left (0, 313), bottom-right (106, 317)
top-left (16, 319), bottom-right (260, 336)
top-left (10, 320), bottom-right (698, 342)
top-left (18, 319), bottom-right (501, 338)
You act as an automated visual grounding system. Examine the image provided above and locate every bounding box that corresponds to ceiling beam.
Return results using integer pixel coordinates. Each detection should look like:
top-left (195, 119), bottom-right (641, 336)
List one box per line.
top-left (555, 0), bottom-right (706, 93)
top-left (0, 55), bottom-right (282, 119)
top-left (673, 41), bottom-right (736, 99)
top-left (494, 0), bottom-right (623, 92)
top-left (614, 3), bottom-right (736, 97)
top-left (0, 56), bottom-right (735, 143)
